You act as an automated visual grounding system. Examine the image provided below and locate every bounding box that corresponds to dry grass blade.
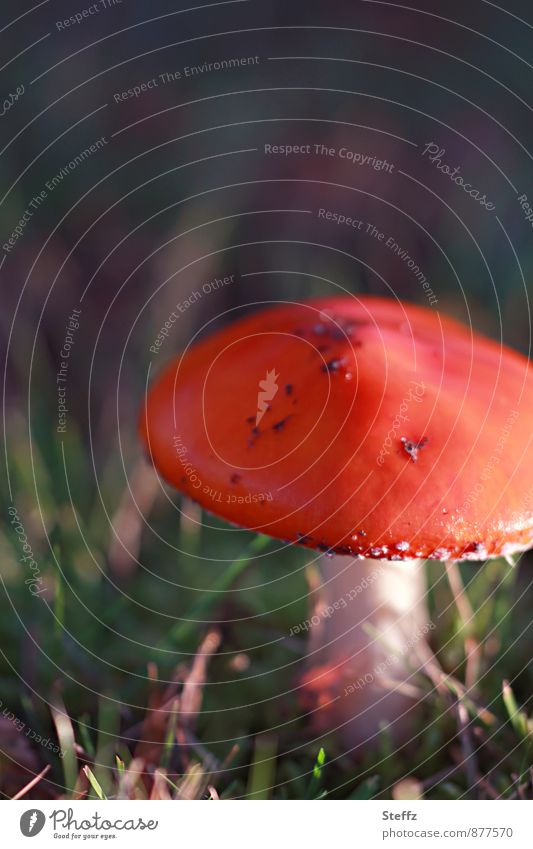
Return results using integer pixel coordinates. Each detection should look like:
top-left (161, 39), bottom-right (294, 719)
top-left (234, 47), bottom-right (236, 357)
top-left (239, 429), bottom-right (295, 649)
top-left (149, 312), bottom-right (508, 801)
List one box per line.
top-left (411, 635), bottom-right (451, 698)
top-left (11, 765), bottom-right (51, 800)
top-left (117, 757), bottom-right (147, 800)
top-left (180, 629), bottom-right (221, 729)
top-left (83, 765), bottom-right (106, 800)
top-left (134, 694), bottom-right (179, 769)
top-left (50, 694), bottom-right (78, 795)
top-left (179, 498), bottom-right (203, 553)
top-left (176, 763), bottom-right (207, 800)
top-left (456, 699), bottom-right (477, 796)
top-left (150, 768), bottom-right (172, 800)
top-left (475, 775), bottom-right (500, 800)
top-left (379, 675), bottom-right (425, 700)
top-left (108, 459), bottom-right (159, 577)
top-left (445, 561), bottom-right (481, 690)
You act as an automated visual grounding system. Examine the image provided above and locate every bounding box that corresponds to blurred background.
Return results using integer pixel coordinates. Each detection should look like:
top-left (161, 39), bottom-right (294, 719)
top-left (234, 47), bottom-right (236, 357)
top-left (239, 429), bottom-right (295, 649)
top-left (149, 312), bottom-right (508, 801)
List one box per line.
top-left (0, 0), bottom-right (532, 800)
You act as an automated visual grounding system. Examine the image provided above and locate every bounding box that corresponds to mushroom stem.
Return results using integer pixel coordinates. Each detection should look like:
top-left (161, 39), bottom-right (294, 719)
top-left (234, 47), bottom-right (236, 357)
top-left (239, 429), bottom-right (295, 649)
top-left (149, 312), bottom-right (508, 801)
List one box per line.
top-left (304, 555), bottom-right (429, 751)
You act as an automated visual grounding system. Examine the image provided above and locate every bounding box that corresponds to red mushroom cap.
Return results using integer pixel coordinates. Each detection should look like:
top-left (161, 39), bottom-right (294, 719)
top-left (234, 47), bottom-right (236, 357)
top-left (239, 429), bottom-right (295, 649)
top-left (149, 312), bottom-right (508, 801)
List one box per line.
top-left (140, 297), bottom-right (533, 561)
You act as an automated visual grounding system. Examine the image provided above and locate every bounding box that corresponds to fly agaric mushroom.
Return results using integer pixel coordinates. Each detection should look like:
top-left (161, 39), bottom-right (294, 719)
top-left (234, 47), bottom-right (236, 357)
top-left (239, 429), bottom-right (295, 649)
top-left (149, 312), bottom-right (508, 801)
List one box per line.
top-left (140, 297), bottom-right (533, 748)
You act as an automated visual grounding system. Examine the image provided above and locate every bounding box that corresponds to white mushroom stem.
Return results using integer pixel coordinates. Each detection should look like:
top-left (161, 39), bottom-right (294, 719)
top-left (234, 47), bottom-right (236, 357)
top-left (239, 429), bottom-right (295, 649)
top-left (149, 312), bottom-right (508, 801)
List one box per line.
top-left (305, 555), bottom-right (429, 751)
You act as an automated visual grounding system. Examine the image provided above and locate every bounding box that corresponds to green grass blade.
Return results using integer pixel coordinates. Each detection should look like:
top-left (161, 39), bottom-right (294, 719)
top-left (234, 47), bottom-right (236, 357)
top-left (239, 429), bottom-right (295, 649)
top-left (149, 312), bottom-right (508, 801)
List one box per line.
top-left (83, 766), bottom-right (107, 800)
top-left (161, 534), bottom-right (270, 648)
top-left (502, 680), bottom-right (529, 739)
top-left (246, 734), bottom-right (277, 800)
top-left (50, 699), bottom-right (78, 796)
top-left (349, 775), bottom-right (380, 799)
top-left (306, 747), bottom-right (326, 799)
top-left (93, 698), bottom-right (120, 798)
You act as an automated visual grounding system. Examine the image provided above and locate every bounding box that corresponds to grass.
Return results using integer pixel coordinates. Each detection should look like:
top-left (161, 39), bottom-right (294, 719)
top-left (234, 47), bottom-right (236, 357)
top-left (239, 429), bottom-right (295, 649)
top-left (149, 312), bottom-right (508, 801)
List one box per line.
top-left (1, 408), bottom-right (532, 800)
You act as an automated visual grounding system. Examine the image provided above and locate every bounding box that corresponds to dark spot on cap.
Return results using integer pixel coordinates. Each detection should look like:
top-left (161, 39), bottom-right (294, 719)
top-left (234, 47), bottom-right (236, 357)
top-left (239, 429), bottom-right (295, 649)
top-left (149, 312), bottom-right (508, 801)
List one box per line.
top-left (285, 384), bottom-right (293, 396)
top-left (321, 358), bottom-right (344, 374)
top-left (273, 416), bottom-right (291, 432)
top-left (329, 323), bottom-right (357, 341)
top-left (334, 544), bottom-right (354, 556)
top-left (297, 531), bottom-right (311, 544)
top-left (462, 541), bottom-right (484, 554)
top-left (246, 416), bottom-right (255, 424)
top-left (248, 427), bottom-right (261, 448)
top-left (313, 316), bottom-right (357, 341)
top-left (230, 473), bottom-right (241, 484)
top-left (401, 436), bottom-right (428, 462)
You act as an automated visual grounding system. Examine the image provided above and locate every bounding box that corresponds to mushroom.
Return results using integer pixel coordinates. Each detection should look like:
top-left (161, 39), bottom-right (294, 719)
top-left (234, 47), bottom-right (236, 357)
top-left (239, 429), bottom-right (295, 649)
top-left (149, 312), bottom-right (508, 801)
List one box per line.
top-left (140, 297), bottom-right (533, 749)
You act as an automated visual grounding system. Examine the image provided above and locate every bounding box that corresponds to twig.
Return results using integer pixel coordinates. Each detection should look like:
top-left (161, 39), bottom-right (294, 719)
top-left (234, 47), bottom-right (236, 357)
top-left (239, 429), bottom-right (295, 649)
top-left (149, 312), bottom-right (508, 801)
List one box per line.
top-left (180, 629), bottom-right (221, 729)
top-left (445, 561), bottom-right (481, 690)
top-left (456, 700), bottom-right (478, 797)
top-left (475, 774), bottom-right (500, 800)
top-left (108, 459), bottom-right (159, 577)
top-left (12, 765), bottom-right (51, 800)
top-left (421, 763), bottom-right (461, 792)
